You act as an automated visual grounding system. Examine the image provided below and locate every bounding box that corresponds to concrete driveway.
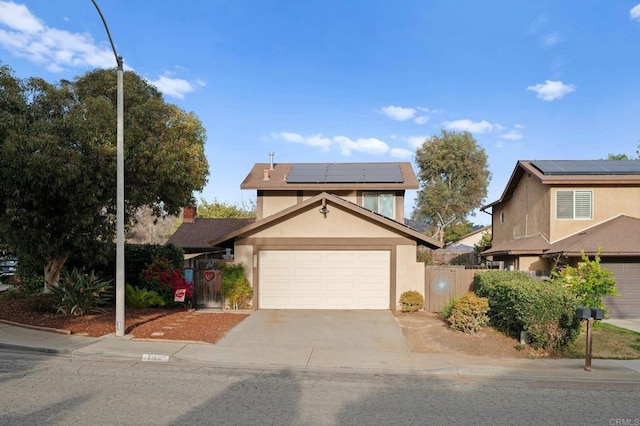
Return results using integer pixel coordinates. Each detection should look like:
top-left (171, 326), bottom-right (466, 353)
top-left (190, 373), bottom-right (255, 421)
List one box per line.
top-left (216, 310), bottom-right (408, 352)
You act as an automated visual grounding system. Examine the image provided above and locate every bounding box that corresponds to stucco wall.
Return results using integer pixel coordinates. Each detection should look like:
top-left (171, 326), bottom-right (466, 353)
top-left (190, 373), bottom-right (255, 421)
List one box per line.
top-left (518, 255), bottom-right (550, 272)
top-left (549, 186), bottom-right (640, 241)
top-left (395, 245), bottom-right (425, 307)
top-left (259, 190), bottom-right (406, 222)
top-left (492, 175), bottom-right (549, 246)
top-left (252, 202), bottom-right (399, 238)
top-left (233, 244), bottom-right (254, 288)
top-left (260, 191), bottom-right (298, 219)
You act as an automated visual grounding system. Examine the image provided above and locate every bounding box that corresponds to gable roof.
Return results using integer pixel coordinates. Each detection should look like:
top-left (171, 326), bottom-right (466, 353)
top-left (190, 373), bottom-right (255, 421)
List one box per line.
top-left (241, 162), bottom-right (419, 191)
top-left (166, 218), bottom-right (255, 251)
top-left (209, 192), bottom-right (442, 249)
top-left (481, 233), bottom-right (550, 256)
top-left (483, 160), bottom-right (640, 210)
top-left (544, 215), bottom-right (640, 257)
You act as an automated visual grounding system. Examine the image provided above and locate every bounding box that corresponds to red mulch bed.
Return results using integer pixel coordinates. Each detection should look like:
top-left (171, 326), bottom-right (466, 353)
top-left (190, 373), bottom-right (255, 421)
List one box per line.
top-left (0, 298), bottom-right (247, 344)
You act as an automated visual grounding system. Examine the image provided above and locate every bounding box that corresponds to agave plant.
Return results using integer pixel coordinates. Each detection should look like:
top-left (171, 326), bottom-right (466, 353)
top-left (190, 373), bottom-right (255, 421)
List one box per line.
top-left (49, 268), bottom-right (113, 316)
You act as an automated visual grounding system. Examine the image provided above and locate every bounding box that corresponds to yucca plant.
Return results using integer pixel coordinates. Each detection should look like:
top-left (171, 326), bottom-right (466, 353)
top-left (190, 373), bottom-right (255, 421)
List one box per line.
top-left (49, 268), bottom-right (113, 316)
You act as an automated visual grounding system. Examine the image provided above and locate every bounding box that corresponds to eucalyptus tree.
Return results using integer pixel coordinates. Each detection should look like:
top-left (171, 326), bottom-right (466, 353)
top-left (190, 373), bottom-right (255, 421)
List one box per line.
top-left (413, 130), bottom-right (490, 242)
top-left (0, 64), bottom-right (208, 289)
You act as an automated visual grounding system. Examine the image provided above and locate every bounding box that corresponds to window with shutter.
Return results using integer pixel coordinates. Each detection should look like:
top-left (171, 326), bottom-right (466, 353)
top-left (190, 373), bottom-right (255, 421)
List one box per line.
top-left (556, 190), bottom-right (592, 220)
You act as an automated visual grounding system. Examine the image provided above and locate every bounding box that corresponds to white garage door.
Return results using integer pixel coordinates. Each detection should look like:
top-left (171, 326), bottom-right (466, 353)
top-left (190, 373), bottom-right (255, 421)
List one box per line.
top-left (603, 262), bottom-right (640, 319)
top-left (259, 250), bottom-right (390, 309)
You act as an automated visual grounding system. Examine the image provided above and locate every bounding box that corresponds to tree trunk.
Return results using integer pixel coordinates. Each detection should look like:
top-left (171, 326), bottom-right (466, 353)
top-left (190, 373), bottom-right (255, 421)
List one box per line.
top-left (43, 256), bottom-right (68, 292)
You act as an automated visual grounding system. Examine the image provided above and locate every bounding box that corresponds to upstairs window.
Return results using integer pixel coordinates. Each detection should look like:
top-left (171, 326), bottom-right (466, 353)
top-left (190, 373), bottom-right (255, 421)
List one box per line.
top-left (363, 193), bottom-right (394, 219)
top-left (556, 190), bottom-right (592, 220)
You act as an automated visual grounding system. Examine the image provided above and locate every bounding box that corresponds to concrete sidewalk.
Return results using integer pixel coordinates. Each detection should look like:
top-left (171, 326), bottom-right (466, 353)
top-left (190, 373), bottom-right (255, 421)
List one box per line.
top-left (1, 320), bottom-right (640, 381)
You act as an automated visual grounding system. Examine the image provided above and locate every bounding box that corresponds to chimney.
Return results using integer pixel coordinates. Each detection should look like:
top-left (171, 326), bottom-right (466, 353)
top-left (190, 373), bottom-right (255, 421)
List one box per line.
top-left (183, 206), bottom-right (197, 222)
top-left (263, 169), bottom-right (270, 180)
top-left (269, 152), bottom-right (275, 170)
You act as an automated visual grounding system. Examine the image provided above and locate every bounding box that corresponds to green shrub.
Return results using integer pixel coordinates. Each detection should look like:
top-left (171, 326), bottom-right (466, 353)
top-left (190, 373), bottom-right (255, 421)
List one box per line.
top-left (140, 257), bottom-right (190, 305)
top-left (440, 296), bottom-right (458, 320)
top-left (49, 268), bottom-right (113, 316)
top-left (399, 290), bottom-right (424, 313)
top-left (474, 271), bottom-right (581, 349)
top-left (550, 250), bottom-right (619, 311)
top-left (221, 263), bottom-right (253, 309)
top-left (125, 284), bottom-right (166, 309)
top-left (3, 274), bottom-right (45, 298)
top-left (25, 293), bottom-right (59, 313)
top-left (447, 292), bottom-right (489, 333)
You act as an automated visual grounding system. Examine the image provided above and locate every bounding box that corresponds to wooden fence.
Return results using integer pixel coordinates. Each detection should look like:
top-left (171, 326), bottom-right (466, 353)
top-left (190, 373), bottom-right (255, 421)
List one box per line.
top-left (424, 267), bottom-right (480, 313)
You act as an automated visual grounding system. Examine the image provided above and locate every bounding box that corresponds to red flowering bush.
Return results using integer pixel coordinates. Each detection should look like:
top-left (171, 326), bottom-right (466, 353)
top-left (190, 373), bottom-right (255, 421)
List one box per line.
top-left (141, 257), bottom-right (192, 305)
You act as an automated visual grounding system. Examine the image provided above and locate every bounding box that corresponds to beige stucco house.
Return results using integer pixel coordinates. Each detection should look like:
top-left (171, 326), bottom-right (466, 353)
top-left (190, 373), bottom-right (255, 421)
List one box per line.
top-left (196, 160), bottom-right (441, 311)
top-left (481, 160), bottom-right (640, 318)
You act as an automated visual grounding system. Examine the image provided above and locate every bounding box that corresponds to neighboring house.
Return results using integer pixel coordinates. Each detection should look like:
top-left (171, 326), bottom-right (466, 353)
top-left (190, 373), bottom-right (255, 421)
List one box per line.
top-left (166, 207), bottom-right (255, 261)
top-left (432, 225), bottom-right (492, 266)
top-left (195, 159), bottom-right (442, 310)
top-left (481, 160), bottom-right (640, 318)
top-left (444, 225), bottom-right (491, 250)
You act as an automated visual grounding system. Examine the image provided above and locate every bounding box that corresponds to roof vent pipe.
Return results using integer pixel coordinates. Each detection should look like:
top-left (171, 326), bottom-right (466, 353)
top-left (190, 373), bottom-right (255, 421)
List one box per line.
top-left (269, 152), bottom-right (275, 170)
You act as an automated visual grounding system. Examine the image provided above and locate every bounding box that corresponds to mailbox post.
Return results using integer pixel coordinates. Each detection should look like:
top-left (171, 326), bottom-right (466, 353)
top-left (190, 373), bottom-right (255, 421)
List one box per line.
top-left (575, 306), bottom-right (605, 371)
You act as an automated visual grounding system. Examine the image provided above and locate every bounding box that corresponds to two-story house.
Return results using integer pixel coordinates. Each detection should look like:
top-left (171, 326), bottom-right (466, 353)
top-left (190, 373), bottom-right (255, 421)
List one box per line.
top-left (481, 160), bottom-right (640, 318)
top-left (172, 158), bottom-right (441, 311)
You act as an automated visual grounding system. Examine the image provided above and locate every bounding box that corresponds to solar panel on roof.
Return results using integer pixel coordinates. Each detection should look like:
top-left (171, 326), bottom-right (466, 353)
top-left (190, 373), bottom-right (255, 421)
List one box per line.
top-left (287, 163), bottom-right (404, 183)
top-left (531, 160), bottom-right (640, 175)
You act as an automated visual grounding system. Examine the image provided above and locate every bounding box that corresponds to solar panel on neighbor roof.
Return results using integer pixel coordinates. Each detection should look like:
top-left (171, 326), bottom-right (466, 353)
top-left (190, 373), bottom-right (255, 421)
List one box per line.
top-left (287, 163), bottom-right (404, 183)
top-left (532, 160), bottom-right (640, 175)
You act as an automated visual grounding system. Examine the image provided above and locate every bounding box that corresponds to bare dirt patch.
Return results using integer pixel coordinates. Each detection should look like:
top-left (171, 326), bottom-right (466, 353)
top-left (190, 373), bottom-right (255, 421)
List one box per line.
top-left (394, 311), bottom-right (554, 359)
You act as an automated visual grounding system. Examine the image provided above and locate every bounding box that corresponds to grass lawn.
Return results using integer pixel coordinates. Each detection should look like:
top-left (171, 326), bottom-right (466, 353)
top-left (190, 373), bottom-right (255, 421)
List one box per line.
top-left (556, 322), bottom-right (640, 359)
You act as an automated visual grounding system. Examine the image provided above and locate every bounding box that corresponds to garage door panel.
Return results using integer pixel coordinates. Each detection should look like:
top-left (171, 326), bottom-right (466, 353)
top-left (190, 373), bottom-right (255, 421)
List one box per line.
top-left (259, 250), bottom-right (390, 309)
top-left (603, 262), bottom-right (640, 319)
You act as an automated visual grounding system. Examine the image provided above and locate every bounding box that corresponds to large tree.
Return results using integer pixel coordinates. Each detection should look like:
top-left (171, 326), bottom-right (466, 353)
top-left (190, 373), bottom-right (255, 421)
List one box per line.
top-left (197, 198), bottom-right (256, 219)
top-left (413, 130), bottom-right (490, 242)
top-left (0, 64), bottom-right (208, 288)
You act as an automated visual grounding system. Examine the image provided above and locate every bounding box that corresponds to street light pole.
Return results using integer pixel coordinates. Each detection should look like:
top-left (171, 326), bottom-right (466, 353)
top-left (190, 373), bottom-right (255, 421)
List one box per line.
top-left (91, 0), bottom-right (125, 337)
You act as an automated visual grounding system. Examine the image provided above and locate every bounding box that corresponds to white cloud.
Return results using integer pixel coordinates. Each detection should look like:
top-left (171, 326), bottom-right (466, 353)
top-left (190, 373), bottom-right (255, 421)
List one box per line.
top-left (271, 132), bottom-right (389, 156)
top-left (514, 123), bottom-right (525, 129)
top-left (413, 115), bottom-right (429, 125)
top-left (527, 80), bottom-right (576, 101)
top-left (444, 119), bottom-right (494, 134)
top-left (499, 130), bottom-right (523, 141)
top-left (390, 148), bottom-right (413, 159)
top-left (631, 4), bottom-right (640, 21)
top-left (379, 105), bottom-right (416, 121)
top-left (0, 1), bottom-right (114, 71)
top-left (0, 1), bottom-right (44, 33)
top-left (148, 74), bottom-right (204, 99)
top-left (407, 135), bottom-right (428, 149)
top-left (333, 136), bottom-right (389, 156)
top-left (271, 132), bottom-right (332, 150)
top-left (540, 32), bottom-right (561, 48)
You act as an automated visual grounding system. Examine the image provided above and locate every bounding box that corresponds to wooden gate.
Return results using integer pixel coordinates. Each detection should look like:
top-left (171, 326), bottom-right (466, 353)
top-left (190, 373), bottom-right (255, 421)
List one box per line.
top-left (425, 267), bottom-right (478, 312)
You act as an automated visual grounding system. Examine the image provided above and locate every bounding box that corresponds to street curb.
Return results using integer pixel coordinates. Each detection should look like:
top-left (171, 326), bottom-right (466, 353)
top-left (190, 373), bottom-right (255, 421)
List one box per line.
top-left (0, 319), bottom-right (71, 335)
top-left (0, 342), bottom-right (72, 355)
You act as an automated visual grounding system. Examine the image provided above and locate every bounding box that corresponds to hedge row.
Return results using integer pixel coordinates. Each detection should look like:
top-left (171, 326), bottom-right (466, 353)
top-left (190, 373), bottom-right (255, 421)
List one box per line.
top-left (474, 271), bottom-right (581, 349)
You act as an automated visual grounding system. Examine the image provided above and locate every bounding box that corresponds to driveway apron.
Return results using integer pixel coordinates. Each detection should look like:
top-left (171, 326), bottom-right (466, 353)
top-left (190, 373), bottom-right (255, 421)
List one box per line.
top-left (215, 310), bottom-right (408, 352)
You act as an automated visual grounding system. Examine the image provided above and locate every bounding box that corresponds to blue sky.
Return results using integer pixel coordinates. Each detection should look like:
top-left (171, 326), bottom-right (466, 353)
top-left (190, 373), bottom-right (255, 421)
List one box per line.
top-left (1, 1), bottom-right (639, 225)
